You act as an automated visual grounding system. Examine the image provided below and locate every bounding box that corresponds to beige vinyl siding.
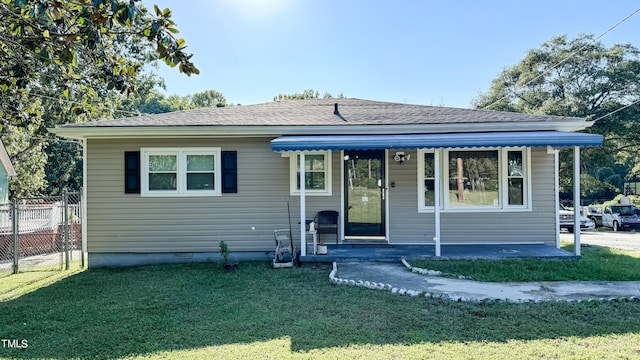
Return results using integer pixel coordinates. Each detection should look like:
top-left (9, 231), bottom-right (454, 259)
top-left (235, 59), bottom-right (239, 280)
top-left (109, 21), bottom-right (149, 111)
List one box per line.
top-left (387, 149), bottom-right (435, 243)
top-left (387, 147), bottom-right (556, 245)
top-left (86, 138), bottom-right (340, 253)
top-left (88, 139), bottom-right (558, 253)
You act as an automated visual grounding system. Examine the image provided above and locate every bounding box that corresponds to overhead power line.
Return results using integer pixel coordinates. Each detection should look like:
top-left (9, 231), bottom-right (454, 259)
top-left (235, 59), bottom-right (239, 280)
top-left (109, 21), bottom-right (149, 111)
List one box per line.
top-left (482, 7), bottom-right (640, 111)
top-left (591, 98), bottom-right (640, 123)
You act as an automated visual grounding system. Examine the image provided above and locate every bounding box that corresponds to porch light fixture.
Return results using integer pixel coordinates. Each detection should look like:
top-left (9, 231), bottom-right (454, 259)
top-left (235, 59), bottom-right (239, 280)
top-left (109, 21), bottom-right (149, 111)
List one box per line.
top-left (393, 151), bottom-right (410, 164)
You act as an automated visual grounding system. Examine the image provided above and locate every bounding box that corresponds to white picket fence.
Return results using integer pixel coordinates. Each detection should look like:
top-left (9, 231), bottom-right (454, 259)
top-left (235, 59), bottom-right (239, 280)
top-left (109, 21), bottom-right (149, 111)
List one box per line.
top-left (0, 203), bottom-right (80, 234)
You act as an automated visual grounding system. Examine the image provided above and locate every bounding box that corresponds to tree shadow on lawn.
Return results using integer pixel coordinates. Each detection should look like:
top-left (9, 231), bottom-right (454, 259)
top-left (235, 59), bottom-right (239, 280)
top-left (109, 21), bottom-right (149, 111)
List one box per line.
top-left (1, 261), bottom-right (639, 358)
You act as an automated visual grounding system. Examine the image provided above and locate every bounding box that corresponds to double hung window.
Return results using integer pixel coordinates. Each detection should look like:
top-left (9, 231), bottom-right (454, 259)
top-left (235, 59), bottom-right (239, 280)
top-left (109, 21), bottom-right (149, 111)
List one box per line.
top-left (289, 151), bottom-right (332, 196)
top-left (142, 148), bottom-right (221, 196)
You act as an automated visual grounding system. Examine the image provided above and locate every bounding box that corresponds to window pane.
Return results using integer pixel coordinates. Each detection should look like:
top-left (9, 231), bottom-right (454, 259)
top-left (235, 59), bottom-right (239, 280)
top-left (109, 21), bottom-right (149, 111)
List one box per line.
top-left (296, 172), bottom-right (326, 190)
top-left (295, 153), bottom-right (327, 191)
top-left (308, 172), bottom-right (325, 189)
top-left (304, 155), bottom-right (324, 171)
top-left (187, 173), bottom-right (215, 190)
top-left (149, 173), bottom-right (177, 190)
top-left (149, 155), bottom-right (177, 172)
top-left (187, 155), bottom-right (214, 171)
top-left (300, 154), bottom-right (325, 171)
top-left (448, 150), bottom-right (499, 206)
top-left (508, 151), bottom-right (523, 177)
top-left (424, 179), bottom-right (435, 207)
top-left (424, 153), bottom-right (434, 177)
top-left (508, 178), bottom-right (524, 205)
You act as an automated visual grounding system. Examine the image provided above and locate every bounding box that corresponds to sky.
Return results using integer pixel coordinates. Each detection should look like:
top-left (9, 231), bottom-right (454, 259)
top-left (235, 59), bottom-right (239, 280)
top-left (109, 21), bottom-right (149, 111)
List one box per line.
top-left (150, 0), bottom-right (640, 109)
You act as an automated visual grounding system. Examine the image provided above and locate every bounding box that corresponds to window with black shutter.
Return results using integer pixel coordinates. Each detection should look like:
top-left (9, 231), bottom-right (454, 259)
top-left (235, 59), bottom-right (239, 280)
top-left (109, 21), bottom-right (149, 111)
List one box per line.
top-left (221, 151), bottom-right (237, 193)
top-left (124, 151), bottom-right (141, 194)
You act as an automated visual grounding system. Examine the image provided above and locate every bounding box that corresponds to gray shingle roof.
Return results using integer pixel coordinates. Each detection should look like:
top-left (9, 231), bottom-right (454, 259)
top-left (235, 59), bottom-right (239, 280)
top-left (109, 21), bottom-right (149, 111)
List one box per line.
top-left (62, 98), bottom-right (584, 128)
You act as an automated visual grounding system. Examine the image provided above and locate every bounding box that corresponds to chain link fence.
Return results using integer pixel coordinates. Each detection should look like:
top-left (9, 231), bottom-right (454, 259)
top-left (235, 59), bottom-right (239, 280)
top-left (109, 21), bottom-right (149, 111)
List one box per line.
top-left (0, 191), bottom-right (83, 274)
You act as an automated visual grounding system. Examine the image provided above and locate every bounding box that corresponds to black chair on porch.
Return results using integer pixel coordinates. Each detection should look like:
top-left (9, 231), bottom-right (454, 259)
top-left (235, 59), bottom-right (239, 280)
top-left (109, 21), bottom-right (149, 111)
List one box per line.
top-left (313, 210), bottom-right (339, 245)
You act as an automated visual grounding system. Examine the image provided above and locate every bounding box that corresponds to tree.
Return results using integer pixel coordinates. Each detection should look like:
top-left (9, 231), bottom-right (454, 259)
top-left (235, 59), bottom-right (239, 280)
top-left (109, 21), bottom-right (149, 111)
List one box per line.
top-left (474, 34), bottom-right (640, 202)
top-left (273, 89), bottom-right (345, 101)
top-left (273, 89), bottom-right (320, 101)
top-left (0, 0), bottom-right (199, 129)
top-left (0, 0), bottom-right (203, 197)
top-left (2, 123), bottom-right (47, 197)
top-left (190, 90), bottom-right (226, 108)
top-left (119, 82), bottom-right (228, 115)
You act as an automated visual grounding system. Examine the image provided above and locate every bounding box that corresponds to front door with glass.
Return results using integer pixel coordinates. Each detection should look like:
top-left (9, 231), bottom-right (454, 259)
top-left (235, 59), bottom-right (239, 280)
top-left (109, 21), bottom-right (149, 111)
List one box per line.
top-left (344, 150), bottom-right (385, 238)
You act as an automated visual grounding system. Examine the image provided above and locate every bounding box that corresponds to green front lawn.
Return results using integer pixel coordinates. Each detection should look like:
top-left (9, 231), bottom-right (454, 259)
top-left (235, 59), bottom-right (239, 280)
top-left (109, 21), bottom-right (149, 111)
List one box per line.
top-left (0, 262), bottom-right (83, 302)
top-left (407, 243), bottom-right (640, 282)
top-left (0, 253), bottom-right (639, 359)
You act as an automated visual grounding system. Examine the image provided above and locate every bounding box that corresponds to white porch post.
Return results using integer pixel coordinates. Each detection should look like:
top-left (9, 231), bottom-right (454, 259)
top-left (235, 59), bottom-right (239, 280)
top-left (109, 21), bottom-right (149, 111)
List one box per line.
top-left (554, 149), bottom-right (560, 248)
top-left (434, 149), bottom-right (441, 257)
top-left (82, 139), bottom-right (88, 263)
top-left (299, 152), bottom-right (307, 257)
top-left (573, 146), bottom-right (581, 256)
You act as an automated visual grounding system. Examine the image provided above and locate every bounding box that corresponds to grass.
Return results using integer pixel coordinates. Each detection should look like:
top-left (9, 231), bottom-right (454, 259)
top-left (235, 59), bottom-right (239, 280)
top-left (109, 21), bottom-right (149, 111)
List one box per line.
top-left (0, 257), bottom-right (639, 359)
top-left (407, 243), bottom-right (640, 282)
top-left (0, 262), bottom-right (83, 302)
top-left (448, 190), bottom-right (499, 206)
top-left (348, 187), bottom-right (382, 223)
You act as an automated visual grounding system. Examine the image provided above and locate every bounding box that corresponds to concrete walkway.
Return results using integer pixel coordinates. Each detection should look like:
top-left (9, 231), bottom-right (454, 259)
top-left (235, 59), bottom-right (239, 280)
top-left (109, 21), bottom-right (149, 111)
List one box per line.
top-left (332, 261), bottom-right (640, 303)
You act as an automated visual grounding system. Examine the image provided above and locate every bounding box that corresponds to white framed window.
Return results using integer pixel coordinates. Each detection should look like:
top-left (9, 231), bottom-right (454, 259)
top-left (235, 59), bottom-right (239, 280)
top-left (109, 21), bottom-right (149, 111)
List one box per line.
top-left (418, 148), bottom-right (530, 212)
top-left (141, 147), bottom-right (221, 197)
top-left (504, 148), bottom-right (528, 207)
top-left (289, 151), bottom-right (332, 196)
top-left (446, 149), bottom-right (500, 209)
top-left (418, 150), bottom-right (437, 210)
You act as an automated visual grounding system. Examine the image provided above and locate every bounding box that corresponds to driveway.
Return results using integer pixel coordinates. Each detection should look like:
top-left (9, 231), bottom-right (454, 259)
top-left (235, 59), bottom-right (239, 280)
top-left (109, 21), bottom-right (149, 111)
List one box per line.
top-left (561, 231), bottom-right (640, 253)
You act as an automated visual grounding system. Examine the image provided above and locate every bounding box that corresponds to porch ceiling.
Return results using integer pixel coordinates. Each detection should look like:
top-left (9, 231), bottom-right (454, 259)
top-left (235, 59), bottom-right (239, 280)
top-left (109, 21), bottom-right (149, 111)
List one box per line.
top-left (271, 131), bottom-right (603, 151)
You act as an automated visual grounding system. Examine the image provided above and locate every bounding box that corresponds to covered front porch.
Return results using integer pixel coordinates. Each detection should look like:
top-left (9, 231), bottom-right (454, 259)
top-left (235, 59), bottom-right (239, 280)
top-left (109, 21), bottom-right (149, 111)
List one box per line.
top-left (272, 131), bottom-right (603, 259)
top-left (299, 243), bottom-right (577, 263)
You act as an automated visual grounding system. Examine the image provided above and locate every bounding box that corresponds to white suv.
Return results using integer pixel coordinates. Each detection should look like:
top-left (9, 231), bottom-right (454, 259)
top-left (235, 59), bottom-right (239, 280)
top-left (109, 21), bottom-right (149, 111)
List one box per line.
top-left (559, 205), bottom-right (595, 233)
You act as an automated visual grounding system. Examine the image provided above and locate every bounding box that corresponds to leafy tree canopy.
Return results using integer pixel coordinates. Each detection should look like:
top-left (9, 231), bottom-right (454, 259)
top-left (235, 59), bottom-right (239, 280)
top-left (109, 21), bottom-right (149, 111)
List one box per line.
top-left (0, 0), bottom-right (199, 129)
top-left (190, 89), bottom-right (226, 108)
top-left (474, 34), bottom-right (640, 152)
top-left (474, 34), bottom-right (640, 204)
top-left (273, 89), bottom-right (345, 101)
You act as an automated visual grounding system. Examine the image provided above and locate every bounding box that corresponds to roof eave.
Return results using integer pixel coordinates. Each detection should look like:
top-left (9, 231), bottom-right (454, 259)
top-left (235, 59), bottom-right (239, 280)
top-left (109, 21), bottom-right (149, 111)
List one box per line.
top-left (49, 120), bottom-right (593, 140)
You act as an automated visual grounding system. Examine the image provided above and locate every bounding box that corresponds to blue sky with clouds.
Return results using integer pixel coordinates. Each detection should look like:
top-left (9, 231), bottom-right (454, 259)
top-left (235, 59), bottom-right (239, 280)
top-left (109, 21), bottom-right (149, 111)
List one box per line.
top-left (151, 0), bottom-right (639, 108)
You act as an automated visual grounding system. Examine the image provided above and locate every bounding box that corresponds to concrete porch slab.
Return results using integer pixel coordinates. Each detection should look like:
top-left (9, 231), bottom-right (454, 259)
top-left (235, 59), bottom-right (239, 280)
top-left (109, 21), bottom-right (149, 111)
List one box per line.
top-left (300, 243), bottom-right (576, 263)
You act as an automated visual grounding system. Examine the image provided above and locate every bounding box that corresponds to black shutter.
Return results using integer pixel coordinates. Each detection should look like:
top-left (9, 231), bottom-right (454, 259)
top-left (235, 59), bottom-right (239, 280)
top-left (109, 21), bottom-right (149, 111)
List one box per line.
top-left (221, 151), bottom-right (237, 193)
top-left (124, 151), bottom-right (141, 194)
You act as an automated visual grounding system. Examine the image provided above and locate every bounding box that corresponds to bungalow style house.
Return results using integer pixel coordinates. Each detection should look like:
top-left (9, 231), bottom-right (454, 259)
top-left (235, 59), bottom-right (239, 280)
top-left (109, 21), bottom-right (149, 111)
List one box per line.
top-left (50, 98), bottom-right (602, 267)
